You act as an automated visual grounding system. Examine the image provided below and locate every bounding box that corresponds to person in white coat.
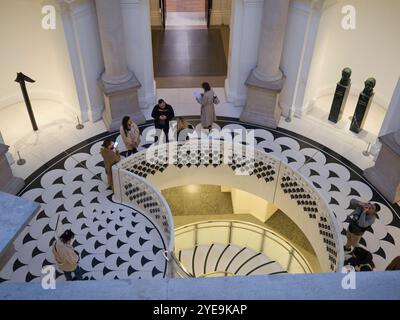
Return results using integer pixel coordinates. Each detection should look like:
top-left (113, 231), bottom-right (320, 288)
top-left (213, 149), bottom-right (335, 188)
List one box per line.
top-left (196, 82), bottom-right (217, 130)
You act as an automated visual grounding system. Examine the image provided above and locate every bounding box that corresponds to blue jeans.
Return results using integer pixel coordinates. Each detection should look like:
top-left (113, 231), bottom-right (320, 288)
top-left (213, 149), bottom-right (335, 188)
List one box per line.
top-left (64, 266), bottom-right (84, 281)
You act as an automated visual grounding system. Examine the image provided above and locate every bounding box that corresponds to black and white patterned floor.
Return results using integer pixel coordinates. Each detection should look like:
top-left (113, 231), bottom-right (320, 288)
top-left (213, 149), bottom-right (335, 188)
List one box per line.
top-left (1, 117), bottom-right (399, 282)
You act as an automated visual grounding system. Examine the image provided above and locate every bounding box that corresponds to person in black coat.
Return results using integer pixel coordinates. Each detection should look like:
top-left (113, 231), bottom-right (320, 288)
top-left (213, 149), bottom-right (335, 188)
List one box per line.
top-left (151, 99), bottom-right (175, 143)
top-left (344, 247), bottom-right (375, 271)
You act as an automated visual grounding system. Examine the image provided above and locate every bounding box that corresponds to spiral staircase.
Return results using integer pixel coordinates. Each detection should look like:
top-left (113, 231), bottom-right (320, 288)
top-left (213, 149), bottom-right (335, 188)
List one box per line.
top-left (177, 244), bottom-right (286, 277)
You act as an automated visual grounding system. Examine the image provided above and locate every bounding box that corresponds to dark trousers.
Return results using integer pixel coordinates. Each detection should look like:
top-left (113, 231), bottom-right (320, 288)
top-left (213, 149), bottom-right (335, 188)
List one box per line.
top-left (122, 148), bottom-right (138, 157)
top-left (64, 266), bottom-right (84, 281)
top-left (154, 126), bottom-right (169, 143)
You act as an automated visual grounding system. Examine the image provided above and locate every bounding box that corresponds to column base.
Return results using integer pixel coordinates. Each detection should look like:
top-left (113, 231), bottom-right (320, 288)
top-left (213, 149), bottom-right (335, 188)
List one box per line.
top-left (1, 177), bottom-right (25, 195)
top-left (99, 74), bottom-right (146, 132)
top-left (0, 144), bottom-right (24, 195)
top-left (363, 132), bottom-right (400, 203)
top-left (240, 70), bottom-right (285, 129)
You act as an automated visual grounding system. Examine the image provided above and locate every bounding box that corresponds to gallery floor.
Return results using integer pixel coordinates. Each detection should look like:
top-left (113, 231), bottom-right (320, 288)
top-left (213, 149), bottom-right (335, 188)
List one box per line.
top-left (1, 100), bottom-right (399, 282)
top-left (0, 88), bottom-right (385, 182)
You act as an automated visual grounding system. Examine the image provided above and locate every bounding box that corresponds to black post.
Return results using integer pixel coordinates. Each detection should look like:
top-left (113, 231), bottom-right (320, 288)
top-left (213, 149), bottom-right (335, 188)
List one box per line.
top-left (328, 68), bottom-right (352, 123)
top-left (15, 72), bottom-right (38, 131)
top-left (349, 78), bottom-right (376, 134)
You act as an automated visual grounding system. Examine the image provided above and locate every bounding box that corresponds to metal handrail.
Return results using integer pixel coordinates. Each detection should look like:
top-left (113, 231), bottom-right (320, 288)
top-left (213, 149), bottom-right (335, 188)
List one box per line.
top-left (174, 219), bottom-right (313, 274)
top-left (163, 250), bottom-right (194, 278)
top-left (115, 139), bottom-right (343, 273)
top-left (198, 271), bottom-right (235, 278)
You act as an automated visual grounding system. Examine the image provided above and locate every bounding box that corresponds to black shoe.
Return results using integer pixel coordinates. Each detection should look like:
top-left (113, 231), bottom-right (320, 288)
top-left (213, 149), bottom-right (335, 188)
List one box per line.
top-left (344, 246), bottom-right (352, 253)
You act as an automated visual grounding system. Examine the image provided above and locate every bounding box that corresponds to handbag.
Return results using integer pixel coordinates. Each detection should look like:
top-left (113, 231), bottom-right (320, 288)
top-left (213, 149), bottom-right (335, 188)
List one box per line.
top-left (213, 95), bottom-right (220, 105)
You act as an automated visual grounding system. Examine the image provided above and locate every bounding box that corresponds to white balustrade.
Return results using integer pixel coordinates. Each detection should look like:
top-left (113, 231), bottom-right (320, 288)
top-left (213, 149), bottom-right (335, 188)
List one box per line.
top-left (113, 140), bottom-right (344, 274)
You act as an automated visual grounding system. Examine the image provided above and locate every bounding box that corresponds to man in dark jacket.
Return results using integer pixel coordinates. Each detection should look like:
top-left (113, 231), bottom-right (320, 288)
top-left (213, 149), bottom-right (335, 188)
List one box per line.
top-left (344, 199), bottom-right (380, 253)
top-left (151, 99), bottom-right (175, 143)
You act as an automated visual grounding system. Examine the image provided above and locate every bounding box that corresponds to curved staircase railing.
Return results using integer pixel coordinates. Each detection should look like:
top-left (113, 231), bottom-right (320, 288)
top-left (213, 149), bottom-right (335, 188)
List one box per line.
top-left (175, 220), bottom-right (313, 275)
top-left (112, 139), bottom-right (344, 276)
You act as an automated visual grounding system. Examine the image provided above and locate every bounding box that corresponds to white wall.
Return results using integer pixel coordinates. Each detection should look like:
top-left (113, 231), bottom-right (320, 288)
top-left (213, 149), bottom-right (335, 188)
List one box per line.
top-left (304, 0), bottom-right (400, 113)
top-left (0, 0), bottom-right (79, 117)
top-left (225, 0), bottom-right (264, 106)
top-left (230, 188), bottom-right (278, 222)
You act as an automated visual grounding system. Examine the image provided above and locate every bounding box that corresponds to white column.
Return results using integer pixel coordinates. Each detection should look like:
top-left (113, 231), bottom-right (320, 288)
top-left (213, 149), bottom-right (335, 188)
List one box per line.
top-left (280, 0), bottom-right (324, 118)
top-left (253, 0), bottom-right (290, 82)
top-left (58, 0), bottom-right (105, 122)
top-left (95, 0), bottom-right (133, 85)
top-left (379, 78), bottom-right (400, 137)
top-left (240, 0), bottom-right (290, 128)
top-left (121, 0), bottom-right (156, 110)
top-left (95, 0), bottom-right (145, 131)
top-left (370, 77), bottom-right (400, 157)
top-left (225, 0), bottom-right (264, 107)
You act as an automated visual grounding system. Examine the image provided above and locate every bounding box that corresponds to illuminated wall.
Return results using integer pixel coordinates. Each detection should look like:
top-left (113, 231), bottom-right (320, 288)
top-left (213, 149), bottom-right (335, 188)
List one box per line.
top-left (0, 0), bottom-right (79, 116)
top-left (304, 0), bottom-right (400, 111)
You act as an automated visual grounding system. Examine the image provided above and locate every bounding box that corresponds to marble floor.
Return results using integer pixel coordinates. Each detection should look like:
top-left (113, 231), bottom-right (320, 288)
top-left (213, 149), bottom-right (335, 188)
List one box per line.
top-left (152, 28), bottom-right (227, 78)
top-left (162, 185), bottom-right (233, 216)
top-left (0, 135), bottom-right (167, 283)
top-left (0, 88), bottom-right (392, 194)
top-left (306, 94), bottom-right (386, 143)
top-left (0, 117), bottom-right (399, 284)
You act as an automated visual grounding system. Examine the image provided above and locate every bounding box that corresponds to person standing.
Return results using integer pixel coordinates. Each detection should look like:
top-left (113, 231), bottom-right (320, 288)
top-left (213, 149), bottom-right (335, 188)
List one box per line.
top-left (196, 82), bottom-right (217, 130)
top-left (344, 199), bottom-right (380, 253)
top-left (100, 139), bottom-right (121, 190)
top-left (176, 117), bottom-right (194, 141)
top-left (120, 116), bottom-right (140, 156)
top-left (151, 99), bottom-right (175, 143)
top-left (52, 230), bottom-right (84, 281)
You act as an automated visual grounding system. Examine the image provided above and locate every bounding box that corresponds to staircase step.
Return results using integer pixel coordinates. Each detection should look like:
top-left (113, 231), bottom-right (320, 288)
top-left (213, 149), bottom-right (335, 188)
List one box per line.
top-left (247, 261), bottom-right (286, 276)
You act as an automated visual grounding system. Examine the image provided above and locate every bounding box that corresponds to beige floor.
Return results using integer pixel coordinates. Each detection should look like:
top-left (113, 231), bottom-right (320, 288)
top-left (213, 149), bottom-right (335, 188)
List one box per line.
top-left (173, 212), bottom-right (320, 272)
top-left (162, 184), bottom-right (320, 271)
top-left (162, 185), bottom-right (234, 216)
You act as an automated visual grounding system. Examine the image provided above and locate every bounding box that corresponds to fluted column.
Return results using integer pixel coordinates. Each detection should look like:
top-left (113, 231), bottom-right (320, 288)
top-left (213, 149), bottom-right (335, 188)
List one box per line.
top-left (95, 0), bottom-right (145, 131)
top-left (240, 0), bottom-right (290, 128)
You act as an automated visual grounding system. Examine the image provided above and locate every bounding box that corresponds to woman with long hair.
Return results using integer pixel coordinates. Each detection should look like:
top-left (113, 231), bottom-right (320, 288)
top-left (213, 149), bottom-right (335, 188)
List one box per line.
top-left (196, 82), bottom-right (217, 130)
top-left (100, 139), bottom-right (120, 190)
top-left (120, 116), bottom-right (140, 156)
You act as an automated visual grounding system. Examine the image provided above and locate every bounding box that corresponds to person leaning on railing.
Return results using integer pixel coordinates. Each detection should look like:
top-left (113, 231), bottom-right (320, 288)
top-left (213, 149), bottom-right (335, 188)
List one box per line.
top-left (100, 139), bottom-right (121, 191)
top-left (344, 199), bottom-right (380, 253)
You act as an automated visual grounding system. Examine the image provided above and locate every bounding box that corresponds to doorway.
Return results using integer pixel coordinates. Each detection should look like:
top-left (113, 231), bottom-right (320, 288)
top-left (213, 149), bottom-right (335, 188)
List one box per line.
top-left (160, 0), bottom-right (213, 29)
top-left (153, 0), bottom-right (229, 88)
